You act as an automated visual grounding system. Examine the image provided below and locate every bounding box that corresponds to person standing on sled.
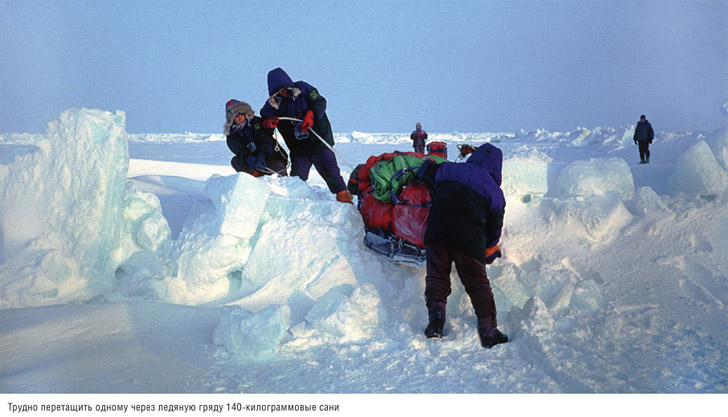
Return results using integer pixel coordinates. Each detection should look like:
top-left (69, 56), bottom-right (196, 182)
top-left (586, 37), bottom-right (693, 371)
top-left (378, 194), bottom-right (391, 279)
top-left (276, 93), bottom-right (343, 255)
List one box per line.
top-left (224, 99), bottom-right (288, 176)
top-left (260, 67), bottom-right (353, 203)
top-left (416, 143), bottom-right (508, 348)
top-left (411, 123), bottom-right (428, 154)
top-left (633, 114), bottom-right (654, 164)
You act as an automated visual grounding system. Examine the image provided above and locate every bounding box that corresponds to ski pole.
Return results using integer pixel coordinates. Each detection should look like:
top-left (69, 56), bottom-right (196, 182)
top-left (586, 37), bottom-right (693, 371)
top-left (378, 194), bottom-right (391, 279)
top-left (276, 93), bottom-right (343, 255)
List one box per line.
top-left (277, 116), bottom-right (355, 170)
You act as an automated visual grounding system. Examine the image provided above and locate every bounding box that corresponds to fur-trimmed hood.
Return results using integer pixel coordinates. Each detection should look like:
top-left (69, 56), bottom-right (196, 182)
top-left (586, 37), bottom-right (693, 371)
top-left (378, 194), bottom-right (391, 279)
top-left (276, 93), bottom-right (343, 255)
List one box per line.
top-left (224, 100), bottom-right (254, 135)
top-left (266, 67), bottom-right (302, 110)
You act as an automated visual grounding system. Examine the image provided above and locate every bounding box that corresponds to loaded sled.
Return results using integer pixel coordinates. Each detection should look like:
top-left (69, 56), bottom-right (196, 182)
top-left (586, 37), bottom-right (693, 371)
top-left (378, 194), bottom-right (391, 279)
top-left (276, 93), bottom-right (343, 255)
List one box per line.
top-left (348, 151), bottom-right (448, 266)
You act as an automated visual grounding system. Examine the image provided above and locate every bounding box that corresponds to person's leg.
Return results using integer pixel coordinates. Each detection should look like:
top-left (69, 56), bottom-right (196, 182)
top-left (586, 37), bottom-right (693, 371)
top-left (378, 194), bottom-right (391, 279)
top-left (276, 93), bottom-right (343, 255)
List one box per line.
top-left (424, 245), bottom-right (453, 337)
top-left (310, 147), bottom-right (347, 193)
top-left (645, 144), bottom-right (650, 163)
top-left (452, 250), bottom-right (507, 347)
top-left (290, 155), bottom-right (313, 181)
top-left (638, 142), bottom-right (648, 163)
top-left (452, 251), bottom-right (497, 326)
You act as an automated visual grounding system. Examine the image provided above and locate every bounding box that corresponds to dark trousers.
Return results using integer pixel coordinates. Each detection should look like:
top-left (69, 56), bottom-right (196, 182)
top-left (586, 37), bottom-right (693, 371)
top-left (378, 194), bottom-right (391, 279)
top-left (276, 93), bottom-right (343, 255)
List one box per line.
top-left (291, 147), bottom-right (347, 194)
top-left (425, 244), bottom-right (497, 325)
top-left (414, 143), bottom-right (425, 154)
top-left (638, 141), bottom-right (650, 162)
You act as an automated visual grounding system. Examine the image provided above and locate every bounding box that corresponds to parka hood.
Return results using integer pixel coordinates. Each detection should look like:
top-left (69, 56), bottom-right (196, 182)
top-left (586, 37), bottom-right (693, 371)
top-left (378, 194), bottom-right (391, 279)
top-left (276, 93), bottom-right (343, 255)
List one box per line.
top-left (267, 67), bottom-right (294, 96)
top-left (467, 143), bottom-right (503, 186)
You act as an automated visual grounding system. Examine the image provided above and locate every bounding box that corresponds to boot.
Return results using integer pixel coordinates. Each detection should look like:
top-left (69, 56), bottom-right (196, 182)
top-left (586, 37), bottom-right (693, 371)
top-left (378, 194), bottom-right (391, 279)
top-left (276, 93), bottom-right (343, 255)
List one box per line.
top-left (424, 308), bottom-right (445, 338)
top-left (477, 315), bottom-right (508, 348)
top-left (336, 190), bottom-right (354, 204)
top-left (478, 327), bottom-right (509, 348)
top-left (646, 156), bottom-right (650, 164)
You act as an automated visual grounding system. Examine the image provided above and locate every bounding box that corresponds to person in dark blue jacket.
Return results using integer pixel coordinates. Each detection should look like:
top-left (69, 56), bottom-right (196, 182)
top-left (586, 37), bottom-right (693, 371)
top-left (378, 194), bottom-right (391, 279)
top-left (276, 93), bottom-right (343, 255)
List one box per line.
top-left (259, 67), bottom-right (353, 203)
top-left (633, 115), bottom-right (654, 164)
top-left (225, 99), bottom-right (287, 176)
top-left (417, 143), bottom-right (508, 348)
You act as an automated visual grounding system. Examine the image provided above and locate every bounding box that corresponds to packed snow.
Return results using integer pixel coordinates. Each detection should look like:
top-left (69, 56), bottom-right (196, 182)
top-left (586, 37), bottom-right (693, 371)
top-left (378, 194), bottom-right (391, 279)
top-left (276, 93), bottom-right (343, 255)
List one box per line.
top-left (1, 106), bottom-right (727, 396)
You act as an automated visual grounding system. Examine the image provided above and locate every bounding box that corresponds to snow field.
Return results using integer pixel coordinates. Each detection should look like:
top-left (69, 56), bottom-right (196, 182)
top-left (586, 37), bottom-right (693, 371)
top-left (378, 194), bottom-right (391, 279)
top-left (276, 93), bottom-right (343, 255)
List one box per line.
top-left (1, 106), bottom-right (727, 392)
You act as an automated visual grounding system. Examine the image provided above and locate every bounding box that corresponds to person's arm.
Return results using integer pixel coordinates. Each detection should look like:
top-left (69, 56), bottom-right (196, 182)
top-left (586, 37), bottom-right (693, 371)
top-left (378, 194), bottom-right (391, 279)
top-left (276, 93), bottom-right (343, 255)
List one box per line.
top-left (302, 82), bottom-right (327, 120)
top-left (485, 208), bottom-right (504, 248)
top-left (226, 130), bottom-right (245, 155)
top-left (252, 120), bottom-right (275, 155)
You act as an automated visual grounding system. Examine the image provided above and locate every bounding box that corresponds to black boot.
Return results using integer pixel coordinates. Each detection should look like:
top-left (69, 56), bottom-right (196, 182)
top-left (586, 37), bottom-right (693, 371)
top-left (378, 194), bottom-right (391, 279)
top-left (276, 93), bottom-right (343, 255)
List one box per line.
top-left (478, 327), bottom-right (509, 348)
top-left (477, 315), bottom-right (508, 348)
top-left (424, 308), bottom-right (445, 338)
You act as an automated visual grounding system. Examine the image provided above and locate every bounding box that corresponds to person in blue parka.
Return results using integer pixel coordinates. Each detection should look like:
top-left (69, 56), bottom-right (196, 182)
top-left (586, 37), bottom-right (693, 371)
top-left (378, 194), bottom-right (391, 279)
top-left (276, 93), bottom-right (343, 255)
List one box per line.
top-left (416, 143), bottom-right (508, 348)
top-left (259, 67), bottom-right (353, 203)
top-left (633, 114), bottom-right (654, 164)
top-left (224, 100), bottom-right (288, 176)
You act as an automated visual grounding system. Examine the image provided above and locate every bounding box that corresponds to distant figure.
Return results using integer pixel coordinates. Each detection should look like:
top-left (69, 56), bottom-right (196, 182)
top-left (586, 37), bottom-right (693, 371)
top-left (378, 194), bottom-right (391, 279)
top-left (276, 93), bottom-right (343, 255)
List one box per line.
top-left (416, 143), bottom-right (508, 348)
top-left (224, 99), bottom-right (288, 176)
top-left (259, 67), bottom-right (353, 203)
top-left (633, 115), bottom-right (654, 164)
top-left (410, 123), bottom-right (428, 154)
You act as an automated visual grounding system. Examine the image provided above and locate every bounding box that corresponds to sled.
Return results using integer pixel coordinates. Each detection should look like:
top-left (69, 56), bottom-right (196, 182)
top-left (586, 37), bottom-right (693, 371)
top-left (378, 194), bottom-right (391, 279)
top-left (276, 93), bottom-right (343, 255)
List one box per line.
top-left (349, 151), bottom-right (447, 266)
top-left (426, 141), bottom-right (448, 159)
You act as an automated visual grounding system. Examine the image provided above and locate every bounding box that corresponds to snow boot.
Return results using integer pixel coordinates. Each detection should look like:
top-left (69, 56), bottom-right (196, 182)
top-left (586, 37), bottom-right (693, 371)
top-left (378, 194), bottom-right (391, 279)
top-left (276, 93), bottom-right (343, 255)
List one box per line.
top-left (424, 308), bottom-right (445, 338)
top-left (478, 327), bottom-right (509, 348)
top-left (336, 189), bottom-right (354, 204)
top-left (477, 315), bottom-right (508, 348)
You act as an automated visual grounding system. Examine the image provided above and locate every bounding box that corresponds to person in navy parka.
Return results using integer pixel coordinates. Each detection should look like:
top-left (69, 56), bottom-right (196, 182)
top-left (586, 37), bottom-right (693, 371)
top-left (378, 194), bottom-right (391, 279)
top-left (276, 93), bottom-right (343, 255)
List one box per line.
top-left (260, 67), bottom-right (353, 203)
top-left (417, 143), bottom-right (508, 348)
top-left (224, 100), bottom-right (287, 176)
top-left (633, 114), bottom-right (654, 164)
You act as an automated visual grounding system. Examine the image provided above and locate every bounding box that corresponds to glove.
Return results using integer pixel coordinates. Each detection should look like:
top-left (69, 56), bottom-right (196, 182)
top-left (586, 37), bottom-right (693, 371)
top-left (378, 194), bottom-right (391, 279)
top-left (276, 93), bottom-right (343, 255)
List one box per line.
top-left (300, 110), bottom-right (314, 133)
top-left (255, 160), bottom-right (267, 170)
top-left (634, 140), bottom-right (638, 145)
top-left (246, 142), bottom-right (256, 152)
top-left (485, 245), bottom-right (502, 264)
top-left (263, 117), bottom-right (279, 130)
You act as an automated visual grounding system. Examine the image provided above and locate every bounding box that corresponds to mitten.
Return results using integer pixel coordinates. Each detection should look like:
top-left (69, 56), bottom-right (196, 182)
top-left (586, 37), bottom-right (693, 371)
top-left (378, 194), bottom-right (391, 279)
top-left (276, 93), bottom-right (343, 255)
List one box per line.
top-left (263, 117), bottom-right (279, 130)
top-left (300, 110), bottom-right (314, 133)
top-left (485, 245), bottom-right (502, 264)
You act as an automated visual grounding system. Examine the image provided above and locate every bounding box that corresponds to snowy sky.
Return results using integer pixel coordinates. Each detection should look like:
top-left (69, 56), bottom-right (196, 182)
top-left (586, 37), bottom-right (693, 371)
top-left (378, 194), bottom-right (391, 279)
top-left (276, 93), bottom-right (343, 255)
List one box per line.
top-left (1, 0), bottom-right (726, 134)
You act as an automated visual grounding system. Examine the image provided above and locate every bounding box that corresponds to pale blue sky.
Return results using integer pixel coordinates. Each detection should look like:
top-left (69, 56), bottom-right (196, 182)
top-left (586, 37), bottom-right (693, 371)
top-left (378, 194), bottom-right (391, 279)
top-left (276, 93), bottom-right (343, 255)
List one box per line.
top-left (1, 0), bottom-right (726, 134)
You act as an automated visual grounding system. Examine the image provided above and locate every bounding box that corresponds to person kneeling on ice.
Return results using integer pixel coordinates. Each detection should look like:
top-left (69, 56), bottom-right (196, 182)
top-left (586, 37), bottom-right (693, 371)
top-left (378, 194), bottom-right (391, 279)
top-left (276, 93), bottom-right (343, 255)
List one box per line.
top-left (259, 67), bottom-right (353, 203)
top-left (416, 143), bottom-right (508, 348)
top-left (225, 99), bottom-right (288, 176)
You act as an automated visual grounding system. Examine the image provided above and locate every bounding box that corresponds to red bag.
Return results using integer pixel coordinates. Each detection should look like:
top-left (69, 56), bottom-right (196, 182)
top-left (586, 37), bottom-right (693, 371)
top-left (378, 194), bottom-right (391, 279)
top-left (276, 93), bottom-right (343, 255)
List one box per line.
top-left (392, 182), bottom-right (431, 247)
top-left (360, 192), bottom-right (394, 231)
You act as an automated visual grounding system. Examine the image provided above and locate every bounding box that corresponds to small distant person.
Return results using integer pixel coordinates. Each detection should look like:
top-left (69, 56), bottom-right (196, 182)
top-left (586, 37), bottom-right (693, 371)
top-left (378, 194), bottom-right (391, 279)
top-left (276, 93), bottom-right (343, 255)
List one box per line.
top-left (410, 123), bottom-right (428, 154)
top-left (224, 99), bottom-right (288, 176)
top-left (416, 143), bottom-right (508, 348)
top-left (633, 115), bottom-right (654, 164)
top-left (259, 67), bottom-right (353, 203)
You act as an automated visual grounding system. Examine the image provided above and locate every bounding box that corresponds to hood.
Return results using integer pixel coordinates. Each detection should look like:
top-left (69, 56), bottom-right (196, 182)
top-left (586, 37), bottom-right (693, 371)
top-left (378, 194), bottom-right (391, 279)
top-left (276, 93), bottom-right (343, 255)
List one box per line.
top-left (224, 100), bottom-right (254, 135)
top-left (467, 143), bottom-right (503, 186)
top-left (267, 67), bottom-right (294, 96)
